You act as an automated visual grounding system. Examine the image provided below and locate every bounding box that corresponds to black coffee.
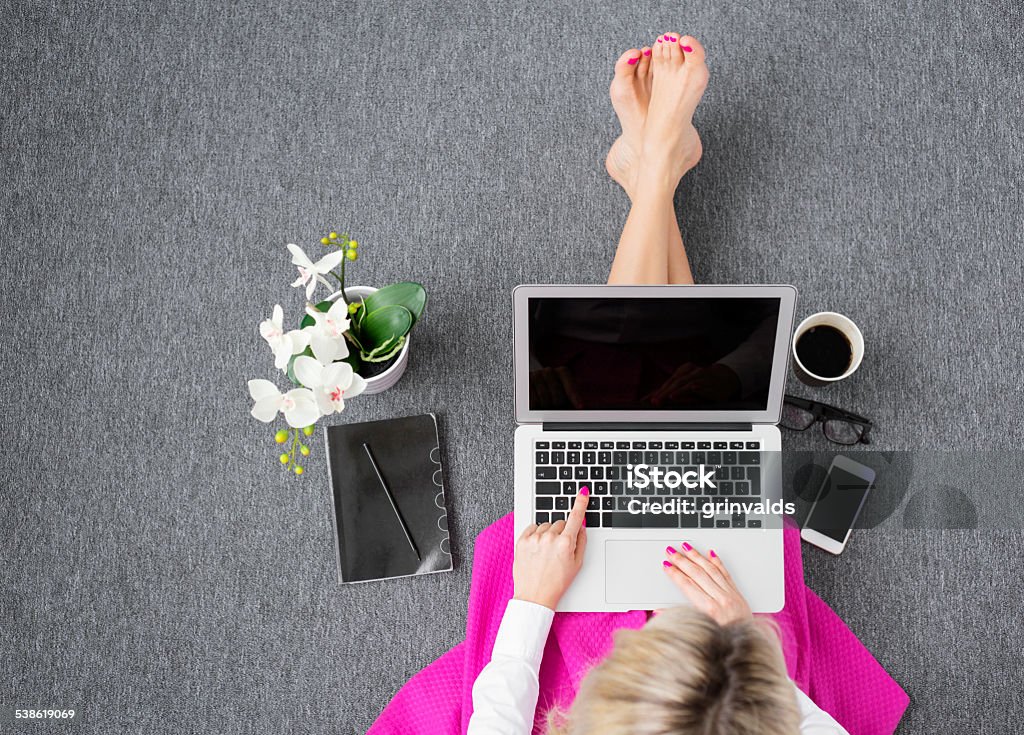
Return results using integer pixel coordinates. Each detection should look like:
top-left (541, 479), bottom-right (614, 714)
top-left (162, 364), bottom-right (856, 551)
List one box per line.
top-left (796, 326), bottom-right (852, 378)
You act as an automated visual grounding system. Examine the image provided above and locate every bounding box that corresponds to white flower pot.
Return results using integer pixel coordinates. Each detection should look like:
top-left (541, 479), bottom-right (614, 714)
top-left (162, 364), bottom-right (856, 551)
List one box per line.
top-left (327, 286), bottom-right (410, 395)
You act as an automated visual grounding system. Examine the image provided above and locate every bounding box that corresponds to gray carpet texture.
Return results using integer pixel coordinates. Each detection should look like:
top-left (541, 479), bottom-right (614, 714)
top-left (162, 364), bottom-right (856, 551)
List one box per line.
top-left (3, 0), bottom-right (1023, 733)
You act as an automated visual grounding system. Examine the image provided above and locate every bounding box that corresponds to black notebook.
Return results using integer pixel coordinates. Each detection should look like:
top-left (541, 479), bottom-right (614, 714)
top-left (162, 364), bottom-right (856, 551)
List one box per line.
top-left (324, 413), bottom-right (452, 583)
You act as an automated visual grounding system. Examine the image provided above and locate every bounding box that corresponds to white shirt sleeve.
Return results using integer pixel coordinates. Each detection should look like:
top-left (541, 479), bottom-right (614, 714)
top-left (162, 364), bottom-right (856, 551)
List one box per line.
top-left (794, 684), bottom-right (851, 734)
top-left (467, 599), bottom-right (554, 735)
top-left (468, 600), bottom-right (849, 735)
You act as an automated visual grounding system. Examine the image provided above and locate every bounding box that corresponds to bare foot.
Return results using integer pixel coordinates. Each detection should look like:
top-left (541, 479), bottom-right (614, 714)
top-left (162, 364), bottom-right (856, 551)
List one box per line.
top-left (638, 33), bottom-right (708, 193)
top-left (606, 46), bottom-right (652, 199)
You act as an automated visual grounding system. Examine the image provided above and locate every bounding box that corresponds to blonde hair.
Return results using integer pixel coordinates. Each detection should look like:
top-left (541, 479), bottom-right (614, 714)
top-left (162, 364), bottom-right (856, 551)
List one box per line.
top-left (546, 608), bottom-right (800, 735)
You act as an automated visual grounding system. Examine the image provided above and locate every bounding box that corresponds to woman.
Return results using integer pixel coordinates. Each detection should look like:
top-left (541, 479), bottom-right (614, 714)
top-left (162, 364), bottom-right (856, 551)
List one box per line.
top-left (467, 34), bottom-right (849, 734)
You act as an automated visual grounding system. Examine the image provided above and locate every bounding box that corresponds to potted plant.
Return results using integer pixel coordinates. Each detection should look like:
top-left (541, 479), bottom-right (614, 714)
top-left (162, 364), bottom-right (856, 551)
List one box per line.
top-left (247, 231), bottom-right (426, 475)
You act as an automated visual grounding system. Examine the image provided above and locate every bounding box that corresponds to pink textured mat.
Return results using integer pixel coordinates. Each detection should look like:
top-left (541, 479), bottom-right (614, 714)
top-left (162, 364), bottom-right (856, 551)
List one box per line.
top-left (368, 514), bottom-right (908, 734)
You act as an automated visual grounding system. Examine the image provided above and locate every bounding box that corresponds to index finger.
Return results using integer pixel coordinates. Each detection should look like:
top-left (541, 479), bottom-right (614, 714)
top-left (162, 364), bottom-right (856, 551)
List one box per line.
top-left (562, 486), bottom-right (590, 539)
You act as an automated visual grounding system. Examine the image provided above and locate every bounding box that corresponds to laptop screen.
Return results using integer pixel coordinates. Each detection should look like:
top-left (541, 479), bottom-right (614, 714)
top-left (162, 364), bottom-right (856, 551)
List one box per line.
top-left (527, 296), bottom-right (782, 413)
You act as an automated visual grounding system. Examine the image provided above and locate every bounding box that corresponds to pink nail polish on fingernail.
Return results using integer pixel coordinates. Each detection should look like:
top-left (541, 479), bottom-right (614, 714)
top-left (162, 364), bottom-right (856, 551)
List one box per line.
top-left (681, 542), bottom-right (693, 552)
top-left (682, 45), bottom-right (693, 52)
top-left (627, 57), bottom-right (638, 65)
top-left (666, 545), bottom-right (676, 555)
top-left (709, 549), bottom-right (717, 558)
top-left (580, 486), bottom-right (589, 496)
top-left (643, 49), bottom-right (651, 56)
top-left (663, 560), bottom-right (672, 568)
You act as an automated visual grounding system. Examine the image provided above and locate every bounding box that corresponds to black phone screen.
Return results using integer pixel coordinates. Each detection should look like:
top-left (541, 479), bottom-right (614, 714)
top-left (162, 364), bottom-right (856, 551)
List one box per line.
top-left (805, 466), bottom-right (872, 542)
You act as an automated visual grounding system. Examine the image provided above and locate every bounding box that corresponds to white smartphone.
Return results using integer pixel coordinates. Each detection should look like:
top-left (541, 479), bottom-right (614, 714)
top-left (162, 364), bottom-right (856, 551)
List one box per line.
top-left (800, 455), bottom-right (876, 555)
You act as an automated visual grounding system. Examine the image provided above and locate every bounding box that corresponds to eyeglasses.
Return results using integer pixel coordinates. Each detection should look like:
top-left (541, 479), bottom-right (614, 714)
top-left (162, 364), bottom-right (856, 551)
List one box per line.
top-left (781, 395), bottom-right (873, 445)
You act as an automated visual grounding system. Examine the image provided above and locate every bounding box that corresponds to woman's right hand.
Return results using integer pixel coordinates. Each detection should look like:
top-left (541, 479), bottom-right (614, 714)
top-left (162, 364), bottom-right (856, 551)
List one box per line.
top-left (662, 542), bottom-right (752, 625)
top-left (512, 489), bottom-right (590, 610)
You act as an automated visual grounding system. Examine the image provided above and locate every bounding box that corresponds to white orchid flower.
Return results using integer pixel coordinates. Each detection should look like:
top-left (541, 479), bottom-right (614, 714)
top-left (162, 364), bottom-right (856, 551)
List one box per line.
top-left (287, 243), bottom-right (345, 300)
top-left (259, 304), bottom-right (312, 370)
top-left (303, 299), bottom-right (351, 363)
top-left (293, 355), bottom-right (366, 415)
top-left (248, 379), bottom-right (321, 428)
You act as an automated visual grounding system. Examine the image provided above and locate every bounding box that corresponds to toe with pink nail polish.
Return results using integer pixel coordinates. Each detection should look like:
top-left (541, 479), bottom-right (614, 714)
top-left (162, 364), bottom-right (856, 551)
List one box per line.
top-left (682, 45), bottom-right (693, 52)
top-left (627, 57), bottom-right (638, 65)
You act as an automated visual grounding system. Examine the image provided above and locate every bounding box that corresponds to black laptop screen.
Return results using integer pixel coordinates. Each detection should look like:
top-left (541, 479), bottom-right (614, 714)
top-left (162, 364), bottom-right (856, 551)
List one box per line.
top-left (527, 297), bottom-right (782, 412)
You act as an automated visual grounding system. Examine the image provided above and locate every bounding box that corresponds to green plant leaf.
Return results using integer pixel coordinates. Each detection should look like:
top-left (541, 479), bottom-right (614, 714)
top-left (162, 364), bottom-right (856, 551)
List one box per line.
top-left (359, 304), bottom-right (413, 351)
top-left (342, 350), bottom-right (362, 374)
top-left (344, 329), bottom-right (364, 352)
top-left (364, 334), bottom-right (401, 359)
top-left (361, 335), bottom-right (406, 363)
top-left (363, 282), bottom-right (426, 325)
top-left (353, 297), bottom-right (367, 326)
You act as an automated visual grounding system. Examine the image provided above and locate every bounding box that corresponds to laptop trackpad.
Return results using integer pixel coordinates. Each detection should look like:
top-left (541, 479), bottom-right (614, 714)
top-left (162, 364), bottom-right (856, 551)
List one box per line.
top-left (605, 540), bottom-right (689, 606)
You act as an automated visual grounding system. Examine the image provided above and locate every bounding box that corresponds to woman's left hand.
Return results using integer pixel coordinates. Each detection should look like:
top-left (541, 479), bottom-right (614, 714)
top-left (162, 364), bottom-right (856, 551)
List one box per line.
top-left (663, 543), bottom-right (752, 625)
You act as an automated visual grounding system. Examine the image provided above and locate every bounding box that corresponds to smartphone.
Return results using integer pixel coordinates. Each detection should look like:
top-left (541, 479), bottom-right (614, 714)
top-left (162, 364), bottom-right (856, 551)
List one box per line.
top-left (800, 455), bottom-right (876, 555)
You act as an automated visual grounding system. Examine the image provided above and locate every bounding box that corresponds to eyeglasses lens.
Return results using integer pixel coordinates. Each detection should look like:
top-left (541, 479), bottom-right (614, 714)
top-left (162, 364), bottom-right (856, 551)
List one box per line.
top-left (781, 404), bottom-right (815, 430)
top-left (823, 419), bottom-right (863, 445)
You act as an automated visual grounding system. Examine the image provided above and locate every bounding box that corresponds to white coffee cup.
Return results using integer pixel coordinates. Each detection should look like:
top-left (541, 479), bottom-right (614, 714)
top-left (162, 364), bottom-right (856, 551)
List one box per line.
top-left (791, 312), bottom-right (864, 386)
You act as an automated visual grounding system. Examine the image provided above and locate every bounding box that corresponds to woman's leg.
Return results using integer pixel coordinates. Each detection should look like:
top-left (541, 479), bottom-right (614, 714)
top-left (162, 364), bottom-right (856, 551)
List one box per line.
top-left (666, 214), bottom-right (694, 285)
top-left (608, 183), bottom-right (673, 283)
top-left (604, 34), bottom-right (707, 285)
top-left (606, 190), bottom-right (693, 285)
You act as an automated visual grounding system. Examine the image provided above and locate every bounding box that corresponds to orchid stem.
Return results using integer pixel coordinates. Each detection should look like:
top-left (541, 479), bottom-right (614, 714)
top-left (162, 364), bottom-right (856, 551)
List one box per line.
top-left (337, 252), bottom-right (348, 304)
top-left (326, 270), bottom-right (348, 305)
top-left (290, 428), bottom-right (300, 469)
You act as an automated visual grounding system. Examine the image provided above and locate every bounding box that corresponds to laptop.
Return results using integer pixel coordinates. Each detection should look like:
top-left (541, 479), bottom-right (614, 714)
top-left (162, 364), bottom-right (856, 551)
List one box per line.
top-left (512, 285), bottom-right (797, 612)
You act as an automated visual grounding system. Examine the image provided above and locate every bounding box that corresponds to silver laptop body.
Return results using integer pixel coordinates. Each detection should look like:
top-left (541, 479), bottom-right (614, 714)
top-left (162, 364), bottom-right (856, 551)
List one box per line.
top-left (512, 285), bottom-right (797, 612)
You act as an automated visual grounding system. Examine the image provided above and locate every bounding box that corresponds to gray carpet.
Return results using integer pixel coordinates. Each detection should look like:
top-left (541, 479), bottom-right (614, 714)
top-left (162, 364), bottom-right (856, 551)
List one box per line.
top-left (2, 0), bottom-right (1022, 732)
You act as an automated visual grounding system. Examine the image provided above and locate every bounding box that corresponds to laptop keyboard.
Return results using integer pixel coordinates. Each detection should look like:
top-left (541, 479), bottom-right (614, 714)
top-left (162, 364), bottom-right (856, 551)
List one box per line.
top-left (533, 439), bottom-right (763, 529)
